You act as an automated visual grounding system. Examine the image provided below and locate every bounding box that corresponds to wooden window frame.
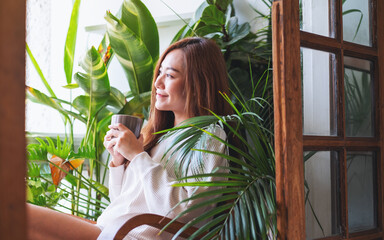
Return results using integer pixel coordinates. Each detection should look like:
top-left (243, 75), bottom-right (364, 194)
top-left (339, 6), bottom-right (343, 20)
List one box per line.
top-left (0, 0), bottom-right (27, 239)
top-left (273, 0), bottom-right (384, 239)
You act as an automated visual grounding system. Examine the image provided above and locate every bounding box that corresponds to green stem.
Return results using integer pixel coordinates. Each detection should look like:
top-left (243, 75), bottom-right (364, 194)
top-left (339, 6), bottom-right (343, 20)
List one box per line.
top-left (75, 164), bottom-right (83, 215)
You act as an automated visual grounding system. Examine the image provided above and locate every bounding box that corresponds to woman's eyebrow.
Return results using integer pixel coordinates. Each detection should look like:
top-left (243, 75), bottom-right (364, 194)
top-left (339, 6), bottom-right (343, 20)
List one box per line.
top-left (163, 66), bottom-right (180, 73)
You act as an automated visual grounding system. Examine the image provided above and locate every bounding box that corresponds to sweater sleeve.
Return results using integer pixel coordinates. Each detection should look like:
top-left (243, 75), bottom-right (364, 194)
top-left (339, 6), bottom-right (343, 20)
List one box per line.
top-left (108, 163), bottom-right (125, 202)
top-left (127, 127), bottom-right (228, 219)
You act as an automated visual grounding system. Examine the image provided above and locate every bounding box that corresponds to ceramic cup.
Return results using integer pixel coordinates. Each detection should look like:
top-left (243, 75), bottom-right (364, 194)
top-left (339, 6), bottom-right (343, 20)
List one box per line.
top-left (111, 114), bottom-right (143, 138)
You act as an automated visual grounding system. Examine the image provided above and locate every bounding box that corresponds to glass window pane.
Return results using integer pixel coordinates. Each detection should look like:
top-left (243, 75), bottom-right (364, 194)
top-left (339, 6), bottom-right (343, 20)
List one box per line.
top-left (347, 151), bottom-right (377, 233)
top-left (301, 0), bottom-right (335, 37)
top-left (302, 48), bottom-right (337, 136)
top-left (305, 151), bottom-right (341, 239)
top-left (343, 0), bottom-right (372, 46)
top-left (344, 56), bottom-right (374, 137)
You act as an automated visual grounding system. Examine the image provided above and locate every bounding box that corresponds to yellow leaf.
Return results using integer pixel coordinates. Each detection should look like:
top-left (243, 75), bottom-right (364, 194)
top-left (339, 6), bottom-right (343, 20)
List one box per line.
top-left (68, 159), bottom-right (84, 170)
top-left (49, 155), bottom-right (69, 186)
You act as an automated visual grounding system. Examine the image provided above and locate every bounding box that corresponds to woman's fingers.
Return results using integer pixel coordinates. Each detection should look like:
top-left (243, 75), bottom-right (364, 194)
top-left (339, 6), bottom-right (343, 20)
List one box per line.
top-left (105, 128), bottom-right (123, 140)
top-left (104, 138), bottom-right (116, 149)
top-left (105, 124), bottom-right (143, 161)
top-left (108, 123), bottom-right (128, 131)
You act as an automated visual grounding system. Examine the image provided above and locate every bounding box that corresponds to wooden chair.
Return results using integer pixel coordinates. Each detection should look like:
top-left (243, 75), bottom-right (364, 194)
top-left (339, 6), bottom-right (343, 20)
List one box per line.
top-left (113, 213), bottom-right (201, 240)
top-left (112, 194), bottom-right (233, 239)
top-left (70, 212), bottom-right (199, 239)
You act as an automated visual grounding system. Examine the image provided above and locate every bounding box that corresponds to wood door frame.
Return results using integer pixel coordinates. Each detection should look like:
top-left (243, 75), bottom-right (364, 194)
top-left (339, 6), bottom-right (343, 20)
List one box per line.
top-left (0, 0), bottom-right (27, 239)
top-left (273, 0), bottom-right (384, 239)
top-left (272, 0), bottom-right (305, 239)
top-left (378, 0), bottom-right (384, 237)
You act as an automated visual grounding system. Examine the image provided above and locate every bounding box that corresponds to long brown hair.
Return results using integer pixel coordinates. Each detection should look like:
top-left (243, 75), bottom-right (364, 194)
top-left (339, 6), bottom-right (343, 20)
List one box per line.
top-left (142, 37), bottom-right (232, 151)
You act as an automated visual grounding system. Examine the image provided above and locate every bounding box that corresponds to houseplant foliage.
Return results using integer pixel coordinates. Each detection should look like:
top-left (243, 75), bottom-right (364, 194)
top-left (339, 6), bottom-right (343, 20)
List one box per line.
top-left (26, 0), bottom-right (158, 220)
top-left (158, 75), bottom-right (276, 239)
top-left (27, 0), bottom-right (277, 236)
top-left (172, 0), bottom-right (272, 106)
top-left (150, 2), bottom-right (276, 238)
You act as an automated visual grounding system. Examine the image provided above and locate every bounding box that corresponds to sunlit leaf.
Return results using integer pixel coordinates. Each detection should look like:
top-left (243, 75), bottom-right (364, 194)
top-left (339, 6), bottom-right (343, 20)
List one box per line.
top-left (75, 46), bottom-right (110, 99)
top-left (121, 0), bottom-right (159, 62)
top-left (68, 159), bottom-right (84, 170)
top-left (64, 0), bottom-right (81, 84)
top-left (26, 185), bottom-right (34, 202)
top-left (26, 86), bottom-right (86, 123)
top-left (105, 11), bottom-right (154, 96)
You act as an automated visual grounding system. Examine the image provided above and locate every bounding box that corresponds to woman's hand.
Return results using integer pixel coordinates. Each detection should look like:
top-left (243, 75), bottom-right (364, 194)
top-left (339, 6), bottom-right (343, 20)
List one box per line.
top-left (103, 123), bottom-right (144, 166)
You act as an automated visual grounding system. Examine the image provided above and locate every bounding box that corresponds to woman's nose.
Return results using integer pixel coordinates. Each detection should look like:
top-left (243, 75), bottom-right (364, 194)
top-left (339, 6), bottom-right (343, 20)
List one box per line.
top-left (154, 74), bottom-right (164, 89)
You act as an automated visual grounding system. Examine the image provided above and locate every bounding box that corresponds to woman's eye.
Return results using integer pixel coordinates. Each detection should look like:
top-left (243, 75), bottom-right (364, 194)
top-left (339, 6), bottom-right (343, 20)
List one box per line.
top-left (166, 74), bottom-right (173, 78)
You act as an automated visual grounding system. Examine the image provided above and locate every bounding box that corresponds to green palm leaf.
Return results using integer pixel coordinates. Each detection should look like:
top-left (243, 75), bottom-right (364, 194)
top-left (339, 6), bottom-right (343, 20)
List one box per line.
top-left (159, 91), bottom-right (275, 239)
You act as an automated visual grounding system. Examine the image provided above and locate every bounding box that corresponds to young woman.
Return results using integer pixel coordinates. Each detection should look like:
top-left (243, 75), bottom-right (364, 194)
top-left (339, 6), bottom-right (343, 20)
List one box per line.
top-left (27, 37), bottom-right (232, 240)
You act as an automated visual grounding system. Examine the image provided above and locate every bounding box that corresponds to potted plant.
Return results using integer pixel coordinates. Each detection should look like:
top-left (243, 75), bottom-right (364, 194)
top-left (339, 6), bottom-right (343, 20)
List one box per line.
top-left (26, 0), bottom-right (159, 220)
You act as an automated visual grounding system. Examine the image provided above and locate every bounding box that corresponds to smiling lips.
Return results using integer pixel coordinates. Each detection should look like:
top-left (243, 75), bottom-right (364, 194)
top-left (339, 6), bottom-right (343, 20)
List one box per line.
top-left (156, 92), bottom-right (168, 98)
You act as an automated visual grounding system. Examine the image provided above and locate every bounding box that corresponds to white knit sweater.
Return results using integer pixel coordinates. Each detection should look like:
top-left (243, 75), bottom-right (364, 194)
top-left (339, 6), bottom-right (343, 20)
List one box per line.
top-left (97, 127), bottom-right (227, 240)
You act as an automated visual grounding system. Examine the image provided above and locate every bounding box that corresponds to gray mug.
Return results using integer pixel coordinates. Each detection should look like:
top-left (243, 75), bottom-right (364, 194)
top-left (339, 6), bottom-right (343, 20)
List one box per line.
top-left (111, 114), bottom-right (143, 138)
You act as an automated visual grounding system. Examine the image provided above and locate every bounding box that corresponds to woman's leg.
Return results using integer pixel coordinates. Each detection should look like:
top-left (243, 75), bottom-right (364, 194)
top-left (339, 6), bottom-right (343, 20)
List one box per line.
top-left (27, 203), bottom-right (101, 240)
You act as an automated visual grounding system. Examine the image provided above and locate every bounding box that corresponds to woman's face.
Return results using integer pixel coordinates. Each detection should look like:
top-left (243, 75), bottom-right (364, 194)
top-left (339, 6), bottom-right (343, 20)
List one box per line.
top-left (154, 49), bottom-right (188, 121)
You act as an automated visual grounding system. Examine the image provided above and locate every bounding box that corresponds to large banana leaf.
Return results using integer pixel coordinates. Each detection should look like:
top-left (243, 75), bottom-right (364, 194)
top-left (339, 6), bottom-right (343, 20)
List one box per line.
top-left (64, 0), bottom-right (81, 84)
top-left (72, 95), bottom-right (106, 119)
top-left (105, 11), bottom-right (154, 96)
top-left (75, 47), bottom-right (110, 98)
top-left (121, 0), bottom-right (159, 62)
top-left (118, 91), bottom-right (151, 115)
top-left (73, 47), bottom-right (110, 118)
top-left (106, 87), bottom-right (126, 113)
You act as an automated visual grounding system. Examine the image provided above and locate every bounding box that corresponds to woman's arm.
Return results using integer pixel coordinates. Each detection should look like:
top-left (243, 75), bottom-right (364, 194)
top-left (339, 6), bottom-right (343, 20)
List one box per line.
top-left (108, 163), bottom-right (125, 201)
top-left (104, 123), bottom-right (144, 201)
